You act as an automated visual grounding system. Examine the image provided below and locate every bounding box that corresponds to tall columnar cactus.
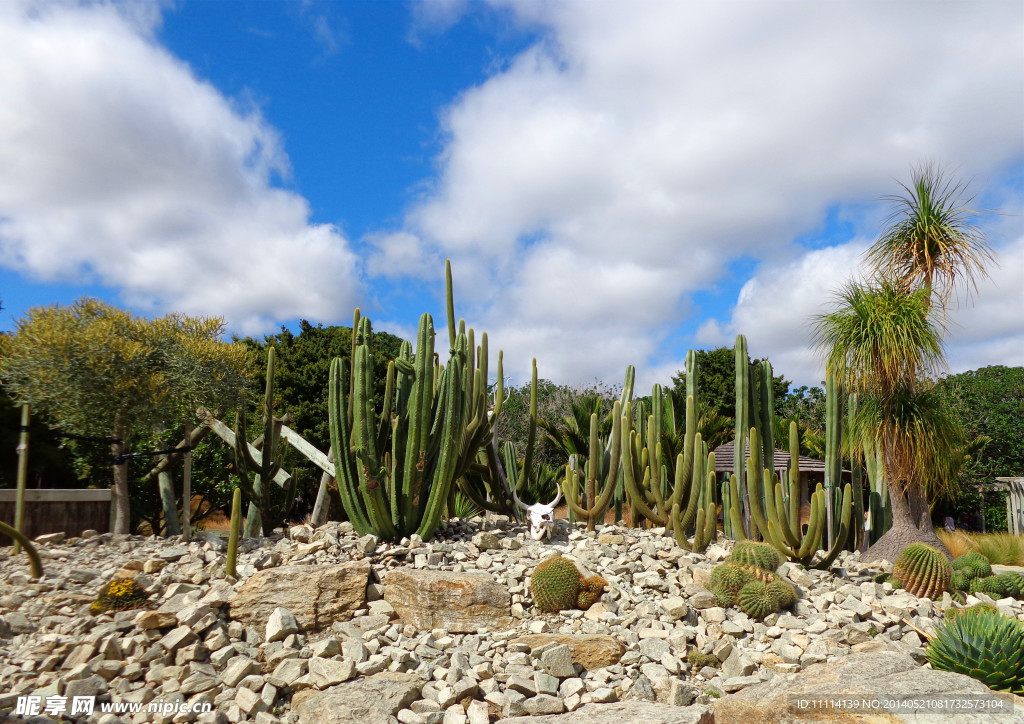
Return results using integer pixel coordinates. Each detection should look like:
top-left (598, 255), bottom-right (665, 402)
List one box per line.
top-left (823, 374), bottom-right (845, 550)
top-left (892, 543), bottom-right (952, 600)
top-left (328, 261), bottom-right (505, 541)
top-left (623, 388), bottom-right (716, 550)
top-left (847, 393), bottom-right (866, 551)
top-left (864, 437), bottom-right (890, 544)
top-left (733, 424), bottom-right (854, 568)
top-left (561, 403), bottom-right (622, 531)
top-left (234, 347), bottom-right (297, 537)
top-left (225, 487), bottom-right (242, 578)
top-left (733, 335), bottom-right (750, 537)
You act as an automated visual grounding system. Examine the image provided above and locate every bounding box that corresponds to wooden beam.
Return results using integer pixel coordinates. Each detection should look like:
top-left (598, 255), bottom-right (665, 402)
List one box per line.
top-left (202, 415), bottom-right (292, 489)
top-left (279, 425), bottom-right (335, 477)
top-left (0, 489), bottom-right (113, 503)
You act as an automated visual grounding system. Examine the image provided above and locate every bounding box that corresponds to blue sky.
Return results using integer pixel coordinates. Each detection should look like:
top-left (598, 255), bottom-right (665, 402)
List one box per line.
top-left (1, 0), bottom-right (1022, 389)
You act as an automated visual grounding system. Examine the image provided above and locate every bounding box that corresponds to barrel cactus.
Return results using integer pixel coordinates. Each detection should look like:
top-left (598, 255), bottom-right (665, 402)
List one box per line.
top-left (530, 555), bottom-right (606, 612)
top-left (969, 575), bottom-right (1008, 598)
top-left (997, 572), bottom-right (1024, 599)
top-left (730, 541), bottom-right (782, 573)
top-left (709, 562), bottom-right (755, 607)
top-left (737, 580), bottom-right (780, 620)
top-left (952, 552), bottom-right (992, 579)
top-left (927, 606), bottom-right (1024, 694)
top-left (891, 543), bottom-right (951, 600)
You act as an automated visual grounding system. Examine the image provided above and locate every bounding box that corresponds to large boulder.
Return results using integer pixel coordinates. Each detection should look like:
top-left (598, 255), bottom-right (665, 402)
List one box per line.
top-left (496, 701), bottom-right (713, 724)
top-left (714, 649), bottom-right (1024, 723)
top-left (295, 672), bottom-right (423, 724)
top-left (383, 568), bottom-right (511, 633)
top-left (513, 634), bottom-right (626, 670)
top-left (229, 561), bottom-right (370, 631)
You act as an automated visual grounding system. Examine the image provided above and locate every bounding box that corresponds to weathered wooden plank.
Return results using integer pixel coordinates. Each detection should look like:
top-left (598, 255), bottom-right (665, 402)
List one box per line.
top-left (279, 425), bottom-right (335, 477)
top-left (0, 489), bottom-right (112, 503)
top-left (203, 416), bottom-right (292, 488)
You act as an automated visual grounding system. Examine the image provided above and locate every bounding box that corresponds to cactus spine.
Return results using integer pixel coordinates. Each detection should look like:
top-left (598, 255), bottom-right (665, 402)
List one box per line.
top-left (225, 487), bottom-right (241, 578)
top-left (234, 347), bottom-right (297, 537)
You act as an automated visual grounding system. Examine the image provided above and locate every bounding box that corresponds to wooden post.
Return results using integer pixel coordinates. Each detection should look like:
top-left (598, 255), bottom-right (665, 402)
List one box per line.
top-left (183, 423), bottom-right (192, 540)
top-left (13, 404), bottom-right (29, 554)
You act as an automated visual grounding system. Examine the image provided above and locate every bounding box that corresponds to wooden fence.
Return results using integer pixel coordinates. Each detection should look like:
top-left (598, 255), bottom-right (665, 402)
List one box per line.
top-left (0, 489), bottom-right (112, 542)
top-left (997, 478), bottom-right (1024, 535)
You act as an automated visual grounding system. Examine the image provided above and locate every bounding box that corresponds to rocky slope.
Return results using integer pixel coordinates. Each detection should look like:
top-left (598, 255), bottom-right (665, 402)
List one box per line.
top-left (2, 518), bottom-right (1022, 724)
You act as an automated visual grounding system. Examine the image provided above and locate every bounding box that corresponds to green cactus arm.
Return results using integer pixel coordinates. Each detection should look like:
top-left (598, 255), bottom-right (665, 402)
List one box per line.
top-left (622, 429), bottom-right (667, 525)
top-left (734, 335), bottom-right (749, 518)
top-left (797, 486), bottom-right (826, 561)
top-left (492, 351), bottom-right (505, 418)
top-left (744, 427), bottom-right (774, 542)
top-left (375, 360), bottom-right (395, 457)
top-left (772, 479), bottom-right (802, 550)
top-left (788, 421), bottom-right (801, 533)
top-left (0, 520), bottom-right (43, 578)
top-left (728, 473), bottom-right (747, 541)
top-left (619, 365), bottom-right (635, 408)
top-left (416, 352), bottom-right (465, 540)
top-left (399, 313), bottom-right (434, 532)
top-left (517, 359), bottom-right (539, 493)
top-left (812, 483), bottom-right (854, 570)
top-left (328, 357), bottom-right (374, 536)
top-left (445, 258), bottom-right (457, 351)
top-left (225, 487), bottom-right (242, 578)
top-left (671, 502), bottom-right (689, 548)
top-left (561, 466), bottom-right (592, 519)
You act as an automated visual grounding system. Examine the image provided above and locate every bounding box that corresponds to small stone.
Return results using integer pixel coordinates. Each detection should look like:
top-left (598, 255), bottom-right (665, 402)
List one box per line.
top-left (523, 694), bottom-right (565, 715)
top-left (540, 643), bottom-right (575, 678)
top-left (660, 596), bottom-right (689, 620)
top-left (266, 607), bottom-right (300, 643)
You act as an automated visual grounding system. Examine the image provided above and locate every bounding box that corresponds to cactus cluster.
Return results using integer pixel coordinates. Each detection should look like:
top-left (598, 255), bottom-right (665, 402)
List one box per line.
top-left (329, 261), bottom-right (508, 542)
top-left (891, 543), bottom-right (951, 600)
top-left (927, 605), bottom-right (1024, 694)
top-left (90, 578), bottom-right (148, 615)
top-left (530, 555), bottom-right (606, 612)
top-left (687, 649), bottom-right (719, 669)
top-left (707, 542), bottom-right (797, 619)
top-left (947, 553), bottom-right (1024, 600)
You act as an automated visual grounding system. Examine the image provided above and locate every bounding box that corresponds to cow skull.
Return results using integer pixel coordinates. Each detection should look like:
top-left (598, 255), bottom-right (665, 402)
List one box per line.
top-left (512, 486), bottom-right (562, 540)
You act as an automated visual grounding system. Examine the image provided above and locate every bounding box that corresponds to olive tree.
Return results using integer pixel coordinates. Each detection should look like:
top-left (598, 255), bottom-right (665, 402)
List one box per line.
top-left (0, 298), bottom-right (251, 533)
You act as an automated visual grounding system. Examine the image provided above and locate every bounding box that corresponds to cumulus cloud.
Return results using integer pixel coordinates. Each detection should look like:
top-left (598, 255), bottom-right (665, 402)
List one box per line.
top-left (0, 0), bottom-right (359, 334)
top-left (384, 0), bottom-right (1024, 386)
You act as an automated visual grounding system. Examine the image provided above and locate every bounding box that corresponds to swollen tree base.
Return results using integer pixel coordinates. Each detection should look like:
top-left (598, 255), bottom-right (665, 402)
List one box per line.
top-left (863, 524), bottom-right (951, 564)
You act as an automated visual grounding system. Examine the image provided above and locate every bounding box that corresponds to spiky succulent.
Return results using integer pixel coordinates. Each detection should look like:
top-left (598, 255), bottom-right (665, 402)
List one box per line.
top-left (892, 543), bottom-right (951, 600)
top-left (997, 572), bottom-right (1024, 599)
top-left (90, 578), bottom-right (149, 615)
top-left (730, 541), bottom-right (782, 573)
top-left (927, 607), bottom-right (1024, 694)
top-left (530, 555), bottom-right (605, 612)
top-left (737, 580), bottom-right (781, 620)
top-left (952, 552), bottom-right (992, 580)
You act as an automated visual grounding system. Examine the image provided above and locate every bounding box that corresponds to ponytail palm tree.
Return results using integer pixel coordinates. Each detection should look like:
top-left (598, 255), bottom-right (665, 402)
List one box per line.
top-left (814, 281), bottom-right (965, 561)
top-left (867, 164), bottom-right (995, 308)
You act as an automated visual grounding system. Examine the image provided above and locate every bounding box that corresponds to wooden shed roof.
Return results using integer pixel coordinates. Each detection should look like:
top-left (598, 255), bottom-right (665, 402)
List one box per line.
top-left (711, 440), bottom-right (831, 474)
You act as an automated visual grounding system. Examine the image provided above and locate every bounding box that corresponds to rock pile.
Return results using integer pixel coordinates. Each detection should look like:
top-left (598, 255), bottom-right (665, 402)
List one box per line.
top-left (2, 519), bottom-right (1023, 724)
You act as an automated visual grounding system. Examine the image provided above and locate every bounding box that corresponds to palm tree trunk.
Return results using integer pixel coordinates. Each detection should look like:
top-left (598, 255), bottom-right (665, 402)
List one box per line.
top-left (863, 481), bottom-right (949, 562)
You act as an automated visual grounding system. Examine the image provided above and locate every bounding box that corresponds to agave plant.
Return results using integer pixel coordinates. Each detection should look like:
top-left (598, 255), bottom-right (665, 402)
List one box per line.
top-left (926, 607), bottom-right (1024, 695)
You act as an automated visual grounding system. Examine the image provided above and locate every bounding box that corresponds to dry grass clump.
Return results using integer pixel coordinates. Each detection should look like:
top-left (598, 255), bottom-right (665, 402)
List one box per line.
top-left (937, 529), bottom-right (1024, 566)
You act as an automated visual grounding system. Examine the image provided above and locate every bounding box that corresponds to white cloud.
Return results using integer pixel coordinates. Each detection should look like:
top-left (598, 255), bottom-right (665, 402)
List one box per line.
top-left (384, 0), bottom-right (1024, 386)
top-left (698, 236), bottom-right (1024, 388)
top-left (0, 0), bottom-right (360, 334)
